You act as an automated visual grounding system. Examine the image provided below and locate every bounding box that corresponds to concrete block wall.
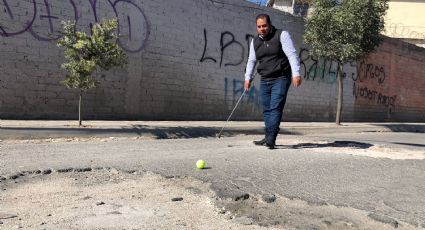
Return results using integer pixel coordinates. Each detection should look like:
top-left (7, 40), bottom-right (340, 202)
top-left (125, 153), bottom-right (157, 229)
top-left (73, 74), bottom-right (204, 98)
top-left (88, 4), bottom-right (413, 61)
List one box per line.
top-left (0, 0), bottom-right (423, 121)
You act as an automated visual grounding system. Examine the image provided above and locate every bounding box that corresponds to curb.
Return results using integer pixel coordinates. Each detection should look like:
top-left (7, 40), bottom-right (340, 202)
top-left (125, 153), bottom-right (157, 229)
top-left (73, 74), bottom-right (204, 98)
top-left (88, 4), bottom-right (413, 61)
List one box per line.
top-left (0, 121), bottom-right (424, 140)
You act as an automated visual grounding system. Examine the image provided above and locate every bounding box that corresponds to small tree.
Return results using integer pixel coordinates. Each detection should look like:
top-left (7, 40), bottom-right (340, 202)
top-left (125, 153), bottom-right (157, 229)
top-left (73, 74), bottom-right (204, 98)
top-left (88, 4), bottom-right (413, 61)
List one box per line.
top-left (57, 19), bottom-right (127, 126)
top-left (304, 0), bottom-right (388, 124)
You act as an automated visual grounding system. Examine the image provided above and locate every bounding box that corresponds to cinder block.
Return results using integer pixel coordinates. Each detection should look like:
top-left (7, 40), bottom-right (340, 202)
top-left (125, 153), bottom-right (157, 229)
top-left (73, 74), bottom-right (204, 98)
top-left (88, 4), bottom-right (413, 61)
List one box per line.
top-left (0, 0), bottom-right (424, 121)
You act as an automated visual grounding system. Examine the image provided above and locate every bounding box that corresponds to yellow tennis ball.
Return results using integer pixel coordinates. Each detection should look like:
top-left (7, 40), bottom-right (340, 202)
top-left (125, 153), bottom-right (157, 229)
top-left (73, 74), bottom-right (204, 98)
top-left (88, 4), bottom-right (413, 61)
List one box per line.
top-left (196, 160), bottom-right (206, 169)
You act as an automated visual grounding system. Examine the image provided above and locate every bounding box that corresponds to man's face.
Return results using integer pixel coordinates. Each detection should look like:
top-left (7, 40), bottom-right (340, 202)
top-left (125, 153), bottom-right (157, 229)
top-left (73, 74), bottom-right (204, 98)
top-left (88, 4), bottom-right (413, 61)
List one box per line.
top-left (256, 18), bottom-right (270, 37)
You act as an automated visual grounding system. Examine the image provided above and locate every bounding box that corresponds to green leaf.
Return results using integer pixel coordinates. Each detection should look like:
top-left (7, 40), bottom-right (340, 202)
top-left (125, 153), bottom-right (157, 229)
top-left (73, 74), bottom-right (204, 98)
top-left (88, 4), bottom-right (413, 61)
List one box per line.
top-left (304, 0), bottom-right (389, 63)
top-left (57, 19), bottom-right (128, 91)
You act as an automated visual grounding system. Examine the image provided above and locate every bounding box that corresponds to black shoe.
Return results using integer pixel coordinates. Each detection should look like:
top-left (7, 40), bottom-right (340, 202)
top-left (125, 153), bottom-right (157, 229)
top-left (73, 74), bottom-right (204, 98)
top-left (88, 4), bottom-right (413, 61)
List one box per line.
top-left (265, 142), bottom-right (275, 149)
top-left (253, 138), bottom-right (267, 146)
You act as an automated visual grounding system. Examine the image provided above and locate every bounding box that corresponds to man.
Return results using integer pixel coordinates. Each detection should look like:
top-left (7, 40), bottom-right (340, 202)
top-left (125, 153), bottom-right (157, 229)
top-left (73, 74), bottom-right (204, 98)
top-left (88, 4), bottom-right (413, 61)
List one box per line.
top-left (244, 14), bottom-right (301, 149)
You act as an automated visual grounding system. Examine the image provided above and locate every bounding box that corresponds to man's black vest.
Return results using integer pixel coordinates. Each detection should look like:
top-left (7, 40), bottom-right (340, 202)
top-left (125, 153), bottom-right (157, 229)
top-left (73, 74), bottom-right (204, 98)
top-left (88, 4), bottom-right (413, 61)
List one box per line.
top-left (253, 27), bottom-right (291, 80)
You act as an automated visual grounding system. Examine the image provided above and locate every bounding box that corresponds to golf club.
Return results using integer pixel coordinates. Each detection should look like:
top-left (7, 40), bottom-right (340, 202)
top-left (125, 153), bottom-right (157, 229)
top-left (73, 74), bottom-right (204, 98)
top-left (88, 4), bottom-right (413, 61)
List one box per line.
top-left (217, 73), bottom-right (256, 138)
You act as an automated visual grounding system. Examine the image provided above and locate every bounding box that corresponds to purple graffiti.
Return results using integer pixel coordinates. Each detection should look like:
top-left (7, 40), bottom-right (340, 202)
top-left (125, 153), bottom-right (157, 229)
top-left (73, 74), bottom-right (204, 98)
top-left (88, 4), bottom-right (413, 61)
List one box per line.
top-left (1, 0), bottom-right (149, 53)
top-left (2, 0), bottom-right (13, 19)
top-left (110, 0), bottom-right (150, 53)
top-left (41, 0), bottom-right (56, 33)
top-left (0, 0), bottom-right (37, 37)
top-left (28, 0), bottom-right (78, 41)
top-left (89, 0), bottom-right (98, 22)
top-left (127, 15), bottom-right (131, 41)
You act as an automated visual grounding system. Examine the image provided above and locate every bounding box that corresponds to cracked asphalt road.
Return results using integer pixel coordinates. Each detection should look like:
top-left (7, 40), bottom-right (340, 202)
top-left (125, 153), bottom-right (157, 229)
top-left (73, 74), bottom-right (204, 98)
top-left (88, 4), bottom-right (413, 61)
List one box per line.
top-left (1, 131), bottom-right (424, 229)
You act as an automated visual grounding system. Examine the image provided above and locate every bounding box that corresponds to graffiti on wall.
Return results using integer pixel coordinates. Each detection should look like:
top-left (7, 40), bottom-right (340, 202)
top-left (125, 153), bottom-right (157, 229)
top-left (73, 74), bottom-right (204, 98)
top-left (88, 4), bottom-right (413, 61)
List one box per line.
top-left (352, 60), bottom-right (397, 109)
top-left (299, 48), bottom-right (357, 84)
top-left (385, 19), bottom-right (425, 43)
top-left (199, 29), bottom-right (260, 110)
top-left (352, 85), bottom-right (397, 108)
top-left (224, 77), bottom-right (261, 110)
top-left (0, 0), bottom-right (149, 53)
top-left (298, 47), bottom-right (397, 109)
top-left (200, 28), bottom-right (255, 67)
top-left (353, 60), bottom-right (386, 84)
top-left (199, 31), bottom-right (398, 111)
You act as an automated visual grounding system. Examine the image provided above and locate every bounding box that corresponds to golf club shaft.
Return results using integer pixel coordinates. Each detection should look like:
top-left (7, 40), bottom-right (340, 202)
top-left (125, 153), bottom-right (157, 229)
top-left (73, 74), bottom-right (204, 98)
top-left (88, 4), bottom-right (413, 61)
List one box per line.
top-left (218, 72), bottom-right (256, 138)
top-left (217, 89), bottom-right (247, 138)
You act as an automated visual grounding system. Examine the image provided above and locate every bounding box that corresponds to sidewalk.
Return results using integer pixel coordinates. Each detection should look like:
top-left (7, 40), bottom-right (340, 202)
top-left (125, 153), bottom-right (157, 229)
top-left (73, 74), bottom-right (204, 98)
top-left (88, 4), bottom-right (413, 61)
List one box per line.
top-left (0, 120), bottom-right (424, 140)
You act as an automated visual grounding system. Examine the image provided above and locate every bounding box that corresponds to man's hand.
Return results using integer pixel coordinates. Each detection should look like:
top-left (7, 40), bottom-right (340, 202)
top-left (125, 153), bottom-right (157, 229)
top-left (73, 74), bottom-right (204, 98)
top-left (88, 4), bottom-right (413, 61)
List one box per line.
top-left (244, 80), bottom-right (251, 91)
top-left (292, 76), bottom-right (302, 87)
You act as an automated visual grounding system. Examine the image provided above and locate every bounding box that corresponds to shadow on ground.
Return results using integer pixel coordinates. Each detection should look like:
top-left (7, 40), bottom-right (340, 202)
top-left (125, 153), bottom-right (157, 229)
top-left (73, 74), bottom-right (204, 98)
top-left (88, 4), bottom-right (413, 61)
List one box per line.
top-left (374, 124), bottom-right (425, 133)
top-left (0, 125), bottom-right (301, 140)
top-left (276, 141), bottom-right (373, 149)
top-left (390, 142), bottom-right (425, 148)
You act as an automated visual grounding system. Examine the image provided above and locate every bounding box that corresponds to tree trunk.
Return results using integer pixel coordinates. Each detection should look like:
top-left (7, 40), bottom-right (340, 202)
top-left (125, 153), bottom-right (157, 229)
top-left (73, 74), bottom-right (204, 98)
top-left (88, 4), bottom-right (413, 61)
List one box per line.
top-left (78, 91), bottom-right (82, 127)
top-left (336, 63), bottom-right (344, 125)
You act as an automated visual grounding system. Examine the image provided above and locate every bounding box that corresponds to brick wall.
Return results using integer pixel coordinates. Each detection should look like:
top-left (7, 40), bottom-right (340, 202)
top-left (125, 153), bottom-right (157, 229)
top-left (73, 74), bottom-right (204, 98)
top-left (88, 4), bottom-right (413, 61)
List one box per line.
top-left (352, 37), bottom-right (425, 122)
top-left (0, 0), bottom-right (423, 121)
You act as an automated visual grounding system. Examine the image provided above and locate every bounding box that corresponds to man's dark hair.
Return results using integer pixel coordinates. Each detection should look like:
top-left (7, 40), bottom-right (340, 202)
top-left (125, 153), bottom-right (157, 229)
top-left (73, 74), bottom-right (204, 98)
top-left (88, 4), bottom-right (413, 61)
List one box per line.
top-left (256, 14), bottom-right (272, 25)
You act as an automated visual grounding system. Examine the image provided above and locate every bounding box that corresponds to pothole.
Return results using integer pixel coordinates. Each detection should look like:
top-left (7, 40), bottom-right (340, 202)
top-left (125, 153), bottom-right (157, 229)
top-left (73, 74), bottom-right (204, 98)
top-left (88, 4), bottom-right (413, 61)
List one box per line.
top-left (0, 168), bottom-right (278, 230)
top-left (0, 168), bottom-right (421, 229)
top-left (216, 195), bottom-right (421, 230)
top-left (275, 137), bottom-right (425, 160)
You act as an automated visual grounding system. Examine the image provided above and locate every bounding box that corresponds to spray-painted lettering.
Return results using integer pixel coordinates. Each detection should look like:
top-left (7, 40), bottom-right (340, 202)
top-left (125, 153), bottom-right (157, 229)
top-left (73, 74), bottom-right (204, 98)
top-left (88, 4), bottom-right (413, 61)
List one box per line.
top-left (353, 60), bottom-right (386, 84)
top-left (224, 77), bottom-right (261, 110)
top-left (200, 29), bottom-right (255, 67)
top-left (353, 83), bottom-right (397, 108)
top-left (0, 0), bottom-right (149, 53)
top-left (298, 48), bottom-right (356, 84)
